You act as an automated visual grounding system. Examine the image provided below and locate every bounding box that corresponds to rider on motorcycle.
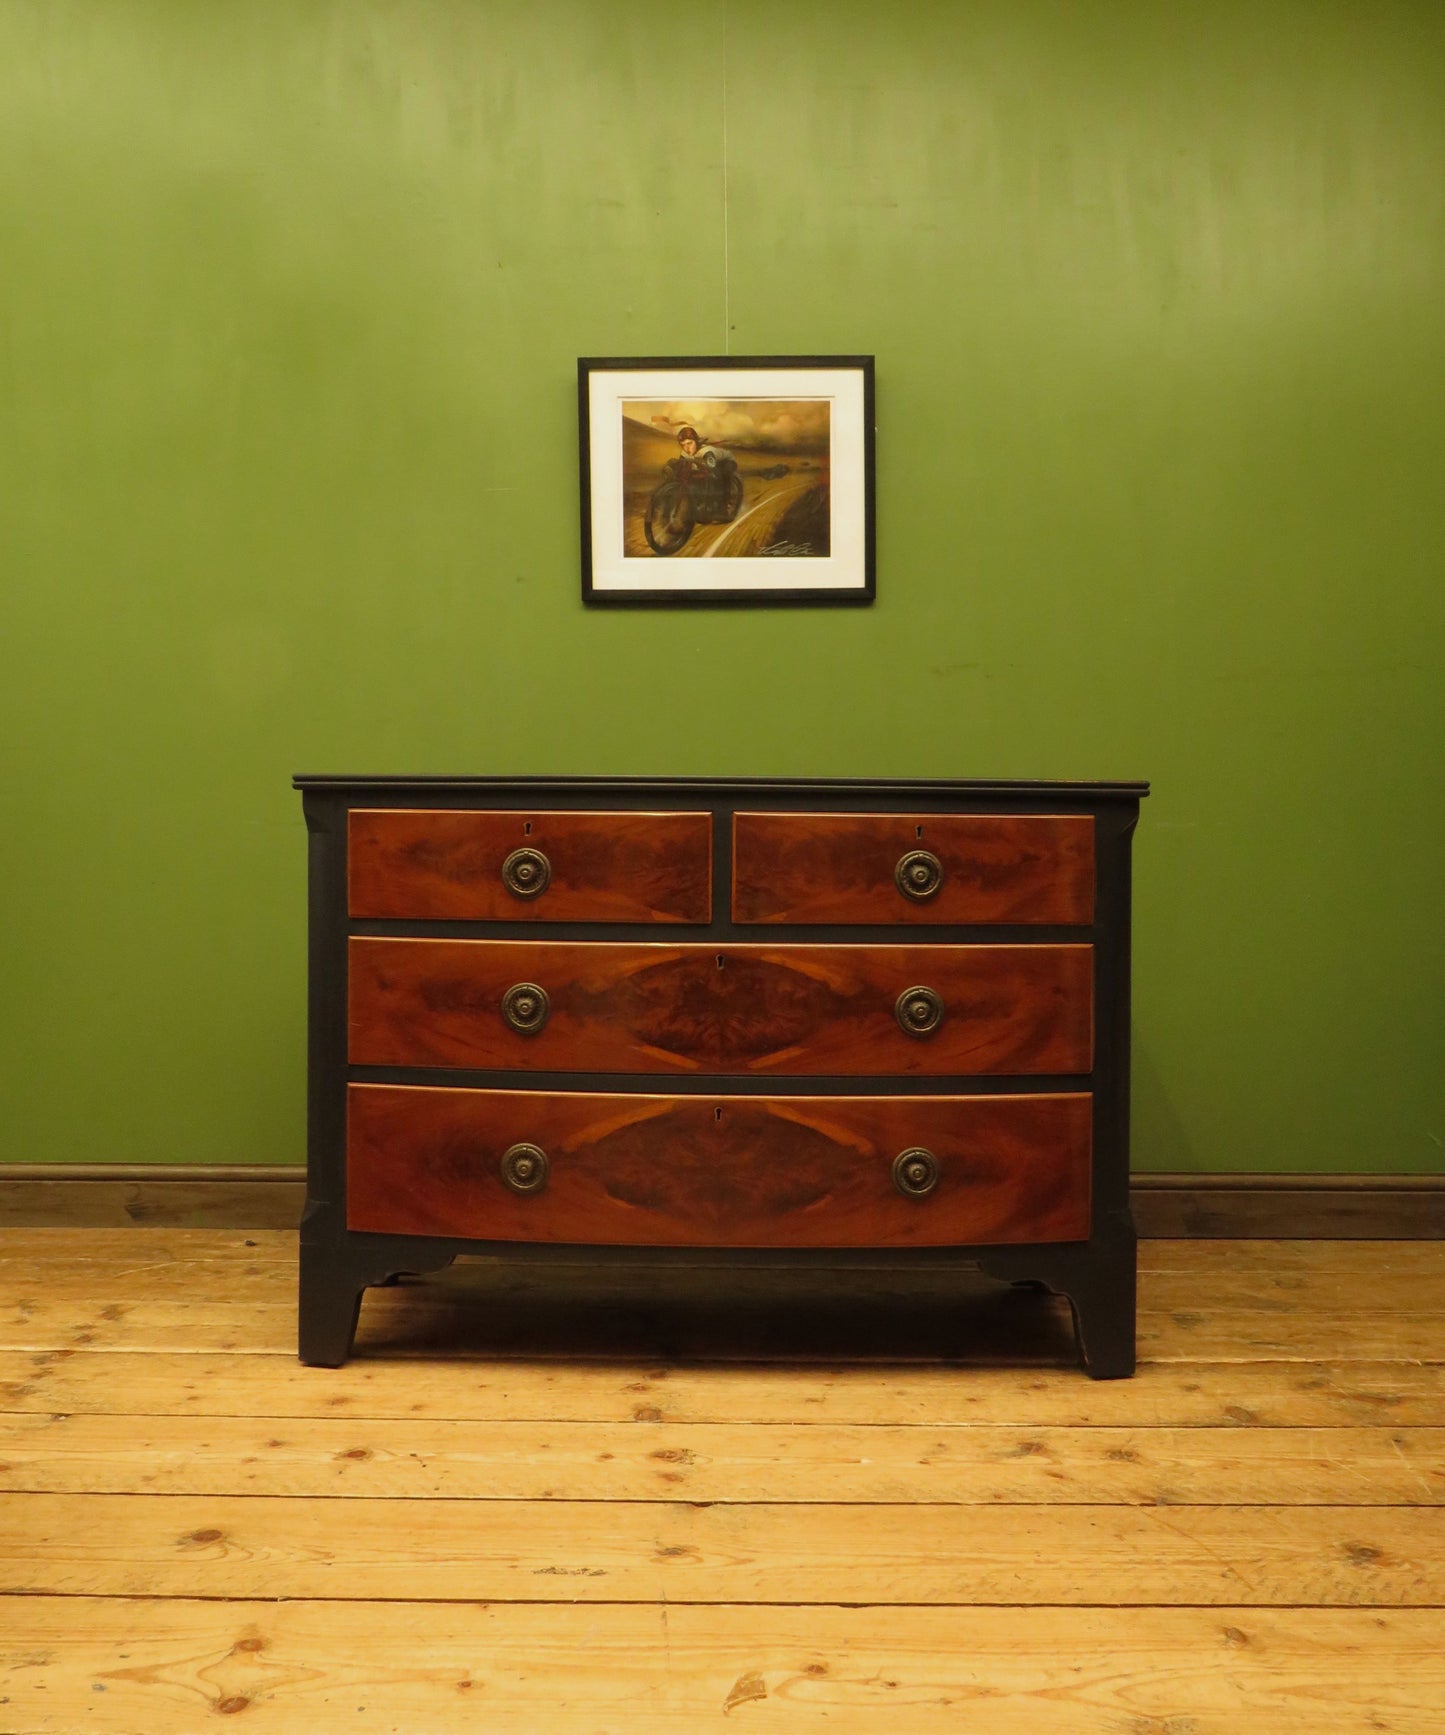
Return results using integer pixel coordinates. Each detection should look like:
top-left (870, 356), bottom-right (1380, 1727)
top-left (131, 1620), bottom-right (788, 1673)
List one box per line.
top-left (658, 425), bottom-right (726, 535)
top-left (672, 424), bottom-right (726, 477)
top-left (644, 423), bottom-right (744, 553)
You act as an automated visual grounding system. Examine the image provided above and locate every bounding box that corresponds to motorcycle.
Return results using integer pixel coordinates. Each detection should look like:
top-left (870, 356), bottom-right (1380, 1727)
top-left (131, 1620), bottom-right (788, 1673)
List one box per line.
top-left (644, 452), bottom-right (744, 555)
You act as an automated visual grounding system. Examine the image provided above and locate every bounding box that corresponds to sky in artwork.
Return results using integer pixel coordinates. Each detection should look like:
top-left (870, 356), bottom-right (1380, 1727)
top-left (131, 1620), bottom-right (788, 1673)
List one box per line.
top-left (622, 398), bottom-right (830, 454)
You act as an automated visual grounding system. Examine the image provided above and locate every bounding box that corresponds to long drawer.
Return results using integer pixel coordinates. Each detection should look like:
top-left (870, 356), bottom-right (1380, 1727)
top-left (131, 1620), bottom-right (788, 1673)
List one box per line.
top-left (346, 1083), bottom-right (1093, 1247)
top-left (348, 938), bottom-right (1094, 1076)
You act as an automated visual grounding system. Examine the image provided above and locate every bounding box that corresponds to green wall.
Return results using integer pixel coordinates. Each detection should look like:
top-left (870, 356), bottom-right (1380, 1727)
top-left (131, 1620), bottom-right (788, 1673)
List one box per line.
top-left (2, 0), bottom-right (1442, 1174)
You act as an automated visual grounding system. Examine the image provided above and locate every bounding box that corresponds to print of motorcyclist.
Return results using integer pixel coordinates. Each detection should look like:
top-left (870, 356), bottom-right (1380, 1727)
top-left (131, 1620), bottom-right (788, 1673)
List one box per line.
top-left (663, 426), bottom-right (730, 531)
top-left (643, 421), bottom-right (744, 554)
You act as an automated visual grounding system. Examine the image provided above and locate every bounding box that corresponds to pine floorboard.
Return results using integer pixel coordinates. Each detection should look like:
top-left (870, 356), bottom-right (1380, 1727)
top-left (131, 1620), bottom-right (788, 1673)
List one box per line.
top-left (0, 1231), bottom-right (1442, 1732)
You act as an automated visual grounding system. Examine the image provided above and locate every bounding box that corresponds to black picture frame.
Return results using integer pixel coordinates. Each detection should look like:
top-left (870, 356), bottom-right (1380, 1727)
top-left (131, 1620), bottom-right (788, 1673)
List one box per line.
top-left (578, 355), bottom-right (875, 606)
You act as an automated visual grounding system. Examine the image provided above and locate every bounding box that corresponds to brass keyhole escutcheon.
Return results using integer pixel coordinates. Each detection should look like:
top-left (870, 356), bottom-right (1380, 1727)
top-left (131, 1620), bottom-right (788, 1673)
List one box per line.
top-left (500, 1142), bottom-right (549, 1195)
top-left (895, 984), bottom-right (945, 1037)
top-left (892, 1147), bottom-right (940, 1199)
top-left (501, 982), bottom-right (550, 1035)
top-left (502, 846), bottom-right (551, 899)
top-left (895, 848), bottom-right (943, 902)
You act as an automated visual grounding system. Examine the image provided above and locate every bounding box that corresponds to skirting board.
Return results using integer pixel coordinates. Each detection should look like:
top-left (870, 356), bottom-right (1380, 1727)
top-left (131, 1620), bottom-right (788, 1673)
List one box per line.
top-left (1, 1166), bottom-right (1441, 1237)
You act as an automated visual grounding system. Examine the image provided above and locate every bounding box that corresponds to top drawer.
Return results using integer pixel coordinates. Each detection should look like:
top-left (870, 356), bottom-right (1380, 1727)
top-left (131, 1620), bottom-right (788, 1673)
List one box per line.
top-left (348, 809), bottom-right (712, 923)
top-left (732, 812), bottom-right (1094, 925)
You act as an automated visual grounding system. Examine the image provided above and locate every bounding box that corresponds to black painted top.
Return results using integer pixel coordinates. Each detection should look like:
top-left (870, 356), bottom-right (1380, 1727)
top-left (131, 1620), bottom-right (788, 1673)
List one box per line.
top-left (294, 774), bottom-right (1149, 799)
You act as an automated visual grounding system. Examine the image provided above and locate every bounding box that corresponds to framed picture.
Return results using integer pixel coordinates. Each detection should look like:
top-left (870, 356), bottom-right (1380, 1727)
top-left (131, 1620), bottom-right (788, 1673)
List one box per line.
top-left (579, 355), bottom-right (875, 606)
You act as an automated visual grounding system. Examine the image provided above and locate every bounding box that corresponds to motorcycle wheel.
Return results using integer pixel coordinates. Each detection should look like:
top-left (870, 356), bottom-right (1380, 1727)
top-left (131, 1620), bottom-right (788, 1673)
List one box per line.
top-left (644, 481), bottom-right (693, 556)
top-left (722, 468), bottom-right (744, 521)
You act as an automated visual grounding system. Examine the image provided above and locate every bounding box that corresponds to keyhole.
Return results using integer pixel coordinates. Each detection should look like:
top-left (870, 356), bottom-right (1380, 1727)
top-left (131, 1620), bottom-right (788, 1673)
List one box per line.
top-left (714, 1106), bottom-right (723, 1122)
top-left (716, 954), bottom-right (725, 969)
top-left (524, 821), bottom-right (532, 836)
top-left (916, 825), bottom-right (924, 839)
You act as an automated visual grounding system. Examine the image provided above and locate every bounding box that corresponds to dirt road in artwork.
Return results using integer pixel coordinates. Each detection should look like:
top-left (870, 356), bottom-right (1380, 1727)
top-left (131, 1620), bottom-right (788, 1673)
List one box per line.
top-left (622, 467), bottom-right (830, 561)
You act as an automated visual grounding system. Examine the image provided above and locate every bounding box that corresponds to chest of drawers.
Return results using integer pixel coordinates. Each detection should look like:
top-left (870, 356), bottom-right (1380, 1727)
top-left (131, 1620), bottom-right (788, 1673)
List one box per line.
top-left (295, 776), bottom-right (1147, 1376)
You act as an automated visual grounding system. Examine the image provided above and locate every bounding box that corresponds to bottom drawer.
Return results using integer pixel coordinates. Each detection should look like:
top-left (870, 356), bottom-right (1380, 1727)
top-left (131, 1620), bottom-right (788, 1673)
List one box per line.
top-left (346, 1085), bottom-right (1092, 1248)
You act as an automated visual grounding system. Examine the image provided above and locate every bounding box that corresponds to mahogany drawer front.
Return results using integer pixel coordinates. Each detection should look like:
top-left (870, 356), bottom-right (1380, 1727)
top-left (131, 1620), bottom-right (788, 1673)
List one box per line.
top-left (348, 937), bottom-right (1093, 1076)
top-left (731, 812), bottom-right (1095, 925)
top-left (346, 1084), bottom-right (1093, 1247)
top-left (348, 808), bottom-right (712, 923)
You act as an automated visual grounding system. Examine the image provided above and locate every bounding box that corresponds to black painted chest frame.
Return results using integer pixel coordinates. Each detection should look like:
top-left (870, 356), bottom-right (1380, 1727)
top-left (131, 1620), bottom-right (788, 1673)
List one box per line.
top-left (294, 776), bottom-right (1148, 1377)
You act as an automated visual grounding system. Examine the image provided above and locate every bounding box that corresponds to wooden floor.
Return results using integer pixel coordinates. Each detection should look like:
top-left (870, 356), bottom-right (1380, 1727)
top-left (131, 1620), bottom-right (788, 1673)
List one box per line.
top-left (1, 1233), bottom-right (1442, 1732)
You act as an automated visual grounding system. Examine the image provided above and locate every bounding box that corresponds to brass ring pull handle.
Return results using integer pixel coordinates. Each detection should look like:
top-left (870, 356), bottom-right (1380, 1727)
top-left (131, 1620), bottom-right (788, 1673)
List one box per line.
top-left (895, 848), bottom-right (943, 902)
top-left (895, 984), bottom-right (945, 1037)
top-left (892, 1147), bottom-right (940, 1199)
top-left (502, 846), bottom-right (551, 899)
top-left (500, 1142), bottom-right (549, 1195)
top-left (501, 982), bottom-right (550, 1035)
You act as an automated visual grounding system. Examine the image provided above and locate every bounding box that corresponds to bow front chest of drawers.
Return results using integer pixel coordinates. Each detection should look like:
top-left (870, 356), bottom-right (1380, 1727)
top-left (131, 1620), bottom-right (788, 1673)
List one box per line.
top-left (295, 776), bottom-right (1147, 1376)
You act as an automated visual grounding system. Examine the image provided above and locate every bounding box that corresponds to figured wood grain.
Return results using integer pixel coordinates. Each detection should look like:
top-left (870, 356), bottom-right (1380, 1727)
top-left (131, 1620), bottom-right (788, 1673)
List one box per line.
top-left (348, 808), bottom-right (712, 922)
top-left (5, 1494), bottom-right (1443, 1605)
top-left (345, 1085), bottom-right (1093, 1246)
top-left (4, 1412), bottom-right (1440, 1505)
top-left (347, 938), bottom-right (1094, 1075)
top-left (8, 1350), bottom-right (1445, 1427)
top-left (732, 811), bottom-right (1095, 924)
top-left (5, 1601), bottom-right (1443, 1735)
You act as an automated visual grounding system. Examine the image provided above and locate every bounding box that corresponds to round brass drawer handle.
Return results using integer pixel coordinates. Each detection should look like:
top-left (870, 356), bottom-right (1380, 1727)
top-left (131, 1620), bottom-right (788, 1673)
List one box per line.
top-left (895, 984), bottom-right (945, 1037)
top-left (502, 846), bottom-right (551, 900)
top-left (500, 1142), bottom-right (549, 1195)
top-left (895, 848), bottom-right (943, 902)
top-left (892, 1147), bottom-right (940, 1199)
top-left (501, 982), bottom-right (550, 1035)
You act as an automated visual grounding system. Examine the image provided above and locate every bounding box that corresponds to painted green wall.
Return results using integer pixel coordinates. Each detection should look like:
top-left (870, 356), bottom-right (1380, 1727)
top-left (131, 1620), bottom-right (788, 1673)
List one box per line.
top-left (1, 0), bottom-right (1441, 1173)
